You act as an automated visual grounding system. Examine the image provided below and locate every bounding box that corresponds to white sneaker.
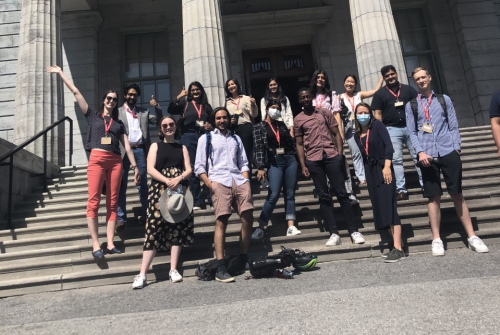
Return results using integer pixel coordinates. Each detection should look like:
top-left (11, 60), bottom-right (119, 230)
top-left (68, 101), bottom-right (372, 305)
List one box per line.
top-left (432, 238), bottom-right (445, 256)
top-left (193, 206), bottom-right (202, 211)
top-left (468, 236), bottom-right (489, 253)
top-left (286, 226), bottom-right (301, 236)
top-left (132, 274), bottom-right (146, 289)
top-left (326, 233), bottom-right (342, 246)
top-left (169, 269), bottom-right (183, 283)
top-left (251, 228), bottom-right (265, 240)
top-left (351, 232), bottom-right (365, 244)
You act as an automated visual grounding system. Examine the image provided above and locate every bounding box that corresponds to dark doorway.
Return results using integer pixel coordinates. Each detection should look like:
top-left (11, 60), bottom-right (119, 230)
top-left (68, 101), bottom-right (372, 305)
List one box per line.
top-left (243, 45), bottom-right (315, 122)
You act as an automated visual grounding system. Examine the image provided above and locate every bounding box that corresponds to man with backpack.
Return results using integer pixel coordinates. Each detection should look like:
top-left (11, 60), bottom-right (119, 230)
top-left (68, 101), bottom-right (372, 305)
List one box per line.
top-left (195, 107), bottom-right (254, 283)
top-left (406, 67), bottom-right (489, 256)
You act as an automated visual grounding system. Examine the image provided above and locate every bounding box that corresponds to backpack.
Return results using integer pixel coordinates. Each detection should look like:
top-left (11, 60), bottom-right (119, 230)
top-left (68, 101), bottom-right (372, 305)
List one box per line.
top-left (195, 254), bottom-right (245, 281)
top-left (409, 94), bottom-right (448, 132)
top-left (248, 246), bottom-right (318, 278)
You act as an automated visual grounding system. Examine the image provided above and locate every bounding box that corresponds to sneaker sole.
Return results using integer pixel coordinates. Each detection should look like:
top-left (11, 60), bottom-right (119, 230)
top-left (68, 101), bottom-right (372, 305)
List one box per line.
top-left (432, 251), bottom-right (445, 256)
top-left (469, 245), bottom-right (489, 253)
top-left (132, 285), bottom-right (145, 289)
top-left (170, 278), bottom-right (183, 283)
top-left (215, 277), bottom-right (235, 283)
top-left (325, 242), bottom-right (342, 246)
top-left (352, 240), bottom-right (365, 244)
top-left (384, 256), bottom-right (406, 263)
top-left (286, 232), bottom-right (302, 236)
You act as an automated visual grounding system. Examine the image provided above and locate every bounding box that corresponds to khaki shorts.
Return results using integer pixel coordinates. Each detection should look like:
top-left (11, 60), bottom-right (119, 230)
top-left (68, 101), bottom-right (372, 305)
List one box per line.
top-left (210, 180), bottom-right (254, 219)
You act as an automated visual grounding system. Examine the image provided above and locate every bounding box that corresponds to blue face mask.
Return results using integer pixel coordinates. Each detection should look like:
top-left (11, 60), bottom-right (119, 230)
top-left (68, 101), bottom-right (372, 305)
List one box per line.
top-left (356, 114), bottom-right (371, 126)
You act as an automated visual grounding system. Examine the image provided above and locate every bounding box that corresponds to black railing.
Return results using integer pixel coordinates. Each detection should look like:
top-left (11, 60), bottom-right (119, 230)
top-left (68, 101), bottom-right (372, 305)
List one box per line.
top-left (0, 117), bottom-right (73, 229)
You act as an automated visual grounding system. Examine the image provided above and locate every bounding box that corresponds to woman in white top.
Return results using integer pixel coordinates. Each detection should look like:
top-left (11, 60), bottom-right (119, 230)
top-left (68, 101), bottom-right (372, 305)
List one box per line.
top-left (260, 78), bottom-right (294, 136)
top-left (340, 74), bottom-right (384, 184)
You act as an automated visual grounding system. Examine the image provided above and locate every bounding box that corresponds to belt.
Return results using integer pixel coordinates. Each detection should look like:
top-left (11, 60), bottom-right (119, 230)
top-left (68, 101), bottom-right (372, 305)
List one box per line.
top-left (130, 143), bottom-right (144, 149)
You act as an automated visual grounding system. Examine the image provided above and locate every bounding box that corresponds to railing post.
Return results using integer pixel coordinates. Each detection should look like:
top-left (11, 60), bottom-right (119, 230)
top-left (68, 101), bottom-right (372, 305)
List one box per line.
top-left (43, 133), bottom-right (48, 192)
top-left (7, 156), bottom-right (13, 229)
top-left (69, 118), bottom-right (73, 166)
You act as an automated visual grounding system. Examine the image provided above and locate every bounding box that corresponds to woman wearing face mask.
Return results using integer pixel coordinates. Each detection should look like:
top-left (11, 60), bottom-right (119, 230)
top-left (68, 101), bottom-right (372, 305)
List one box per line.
top-left (168, 82), bottom-right (212, 210)
top-left (260, 78), bottom-right (294, 136)
top-left (310, 69), bottom-right (358, 204)
top-left (251, 100), bottom-right (300, 239)
top-left (340, 75), bottom-right (384, 184)
top-left (354, 103), bottom-right (404, 263)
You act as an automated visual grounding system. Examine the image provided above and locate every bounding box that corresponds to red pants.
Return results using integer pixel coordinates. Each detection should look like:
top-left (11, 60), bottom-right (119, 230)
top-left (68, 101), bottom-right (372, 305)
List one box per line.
top-left (87, 150), bottom-right (123, 222)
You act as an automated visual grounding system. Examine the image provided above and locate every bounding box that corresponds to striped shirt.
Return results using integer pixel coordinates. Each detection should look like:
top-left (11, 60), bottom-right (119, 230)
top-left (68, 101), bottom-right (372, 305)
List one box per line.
top-left (405, 91), bottom-right (461, 158)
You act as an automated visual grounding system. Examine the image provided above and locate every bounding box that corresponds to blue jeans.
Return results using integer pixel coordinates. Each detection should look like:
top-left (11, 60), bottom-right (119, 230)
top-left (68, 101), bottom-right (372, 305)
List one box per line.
top-left (386, 126), bottom-right (423, 193)
top-left (180, 131), bottom-right (212, 207)
top-left (258, 154), bottom-right (298, 227)
top-left (345, 126), bottom-right (366, 181)
top-left (117, 147), bottom-right (148, 224)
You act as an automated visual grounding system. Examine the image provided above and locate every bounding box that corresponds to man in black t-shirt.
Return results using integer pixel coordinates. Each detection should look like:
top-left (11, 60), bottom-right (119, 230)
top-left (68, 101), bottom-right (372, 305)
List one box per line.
top-left (490, 89), bottom-right (500, 157)
top-left (371, 65), bottom-right (422, 200)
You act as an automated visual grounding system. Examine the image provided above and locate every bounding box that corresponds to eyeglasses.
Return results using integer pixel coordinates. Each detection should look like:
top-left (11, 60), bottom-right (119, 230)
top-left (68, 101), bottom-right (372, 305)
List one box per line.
top-left (161, 123), bottom-right (176, 128)
top-left (106, 96), bottom-right (118, 102)
top-left (190, 88), bottom-right (201, 93)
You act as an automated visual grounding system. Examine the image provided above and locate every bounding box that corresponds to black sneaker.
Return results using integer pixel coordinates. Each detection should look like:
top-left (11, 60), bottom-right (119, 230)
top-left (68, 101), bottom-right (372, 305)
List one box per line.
top-left (215, 269), bottom-right (235, 283)
top-left (384, 248), bottom-right (406, 263)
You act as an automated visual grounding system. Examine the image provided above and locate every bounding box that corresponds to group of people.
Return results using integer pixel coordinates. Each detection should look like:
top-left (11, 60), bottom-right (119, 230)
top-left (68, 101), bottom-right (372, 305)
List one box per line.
top-left (46, 60), bottom-right (491, 289)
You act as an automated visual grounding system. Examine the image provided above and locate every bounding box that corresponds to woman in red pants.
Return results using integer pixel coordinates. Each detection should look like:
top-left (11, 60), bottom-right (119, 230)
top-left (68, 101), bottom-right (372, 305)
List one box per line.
top-left (47, 65), bottom-right (140, 260)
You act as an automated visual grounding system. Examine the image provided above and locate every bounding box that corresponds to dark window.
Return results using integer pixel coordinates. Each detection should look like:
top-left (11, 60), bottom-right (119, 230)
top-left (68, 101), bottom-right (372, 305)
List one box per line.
top-left (251, 59), bottom-right (272, 73)
top-left (283, 55), bottom-right (304, 70)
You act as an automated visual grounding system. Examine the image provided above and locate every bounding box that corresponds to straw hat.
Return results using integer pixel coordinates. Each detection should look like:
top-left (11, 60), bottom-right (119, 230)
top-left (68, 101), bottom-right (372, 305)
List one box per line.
top-left (159, 185), bottom-right (193, 223)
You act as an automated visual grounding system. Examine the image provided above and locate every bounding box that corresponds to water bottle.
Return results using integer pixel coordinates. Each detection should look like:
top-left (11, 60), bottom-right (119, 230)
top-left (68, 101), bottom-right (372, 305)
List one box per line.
top-left (273, 268), bottom-right (294, 279)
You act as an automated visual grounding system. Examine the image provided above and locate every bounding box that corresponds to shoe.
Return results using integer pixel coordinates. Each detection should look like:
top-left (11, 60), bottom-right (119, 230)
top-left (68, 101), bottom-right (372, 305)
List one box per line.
top-left (351, 232), bottom-right (365, 244)
top-left (193, 206), bottom-right (202, 211)
top-left (359, 180), bottom-right (367, 185)
top-left (432, 238), bottom-right (445, 256)
top-left (215, 269), bottom-right (235, 283)
top-left (397, 192), bottom-right (409, 201)
top-left (132, 274), bottom-right (146, 289)
top-left (468, 236), bottom-right (489, 253)
top-left (251, 227), bottom-right (265, 240)
top-left (106, 247), bottom-right (122, 254)
top-left (381, 245), bottom-right (408, 258)
top-left (384, 248), bottom-right (406, 263)
top-left (326, 233), bottom-right (342, 246)
top-left (169, 269), bottom-right (183, 283)
top-left (349, 194), bottom-right (359, 205)
top-left (92, 249), bottom-right (104, 260)
top-left (286, 226), bottom-right (302, 236)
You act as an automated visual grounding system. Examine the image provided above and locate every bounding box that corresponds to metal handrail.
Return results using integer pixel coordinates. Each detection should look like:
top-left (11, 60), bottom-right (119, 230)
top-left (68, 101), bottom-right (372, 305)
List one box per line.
top-left (0, 116), bottom-right (73, 229)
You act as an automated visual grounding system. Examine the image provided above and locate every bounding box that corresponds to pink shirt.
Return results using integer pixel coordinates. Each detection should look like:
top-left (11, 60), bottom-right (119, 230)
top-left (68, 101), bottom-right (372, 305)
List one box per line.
top-left (312, 92), bottom-right (341, 114)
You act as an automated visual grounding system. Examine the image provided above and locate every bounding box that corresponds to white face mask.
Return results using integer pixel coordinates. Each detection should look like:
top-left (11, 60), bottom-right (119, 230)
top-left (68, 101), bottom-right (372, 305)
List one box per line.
top-left (268, 108), bottom-right (281, 120)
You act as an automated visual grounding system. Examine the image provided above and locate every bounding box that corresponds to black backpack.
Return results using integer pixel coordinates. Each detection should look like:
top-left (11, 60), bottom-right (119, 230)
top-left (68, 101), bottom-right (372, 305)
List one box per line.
top-left (195, 255), bottom-right (244, 281)
top-left (409, 94), bottom-right (448, 132)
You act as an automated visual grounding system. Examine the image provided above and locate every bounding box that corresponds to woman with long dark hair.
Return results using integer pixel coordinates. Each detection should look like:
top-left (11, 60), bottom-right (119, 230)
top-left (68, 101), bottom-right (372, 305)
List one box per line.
top-left (168, 82), bottom-right (212, 210)
top-left (47, 65), bottom-right (139, 260)
top-left (251, 100), bottom-right (300, 239)
top-left (132, 116), bottom-right (194, 288)
top-left (260, 78), bottom-right (294, 136)
top-left (224, 78), bottom-right (258, 171)
top-left (353, 102), bottom-right (404, 263)
top-left (310, 69), bottom-right (358, 204)
top-left (339, 74), bottom-right (384, 184)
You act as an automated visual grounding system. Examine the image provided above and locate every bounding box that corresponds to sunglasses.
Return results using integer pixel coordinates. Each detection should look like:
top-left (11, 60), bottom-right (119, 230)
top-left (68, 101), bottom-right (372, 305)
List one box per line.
top-left (106, 96), bottom-right (118, 102)
top-left (161, 122), bottom-right (176, 128)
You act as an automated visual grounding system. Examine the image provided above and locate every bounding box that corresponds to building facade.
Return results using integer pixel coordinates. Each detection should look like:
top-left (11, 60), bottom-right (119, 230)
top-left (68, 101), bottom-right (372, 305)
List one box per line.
top-left (1, 0), bottom-right (500, 165)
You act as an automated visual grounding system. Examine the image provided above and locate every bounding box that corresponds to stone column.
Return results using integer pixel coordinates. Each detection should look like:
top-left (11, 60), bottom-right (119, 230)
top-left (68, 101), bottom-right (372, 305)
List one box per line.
top-left (14, 0), bottom-right (64, 165)
top-left (349, 0), bottom-right (408, 92)
top-left (182, 0), bottom-right (228, 107)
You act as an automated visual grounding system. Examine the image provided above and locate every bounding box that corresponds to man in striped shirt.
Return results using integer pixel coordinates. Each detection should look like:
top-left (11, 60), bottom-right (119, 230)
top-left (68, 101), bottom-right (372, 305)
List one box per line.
top-left (406, 67), bottom-right (488, 257)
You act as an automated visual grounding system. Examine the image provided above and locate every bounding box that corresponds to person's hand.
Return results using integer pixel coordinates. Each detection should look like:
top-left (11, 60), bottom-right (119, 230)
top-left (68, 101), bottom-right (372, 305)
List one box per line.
top-left (204, 122), bottom-right (212, 131)
top-left (340, 133), bottom-right (345, 144)
top-left (167, 176), bottom-right (182, 189)
top-left (134, 169), bottom-right (140, 186)
top-left (382, 167), bottom-right (392, 184)
top-left (418, 152), bottom-right (433, 167)
top-left (176, 87), bottom-right (187, 101)
top-left (302, 166), bottom-right (310, 177)
top-left (257, 169), bottom-right (266, 180)
top-left (46, 65), bottom-right (62, 74)
top-left (150, 95), bottom-right (159, 108)
top-left (250, 96), bottom-right (256, 106)
top-left (206, 181), bottom-right (214, 192)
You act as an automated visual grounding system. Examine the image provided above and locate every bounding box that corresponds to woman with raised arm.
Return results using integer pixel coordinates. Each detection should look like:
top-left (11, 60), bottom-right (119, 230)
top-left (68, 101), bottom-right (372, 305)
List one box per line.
top-left (340, 74), bottom-right (384, 184)
top-left (260, 78), bottom-right (294, 136)
top-left (132, 116), bottom-right (194, 289)
top-left (47, 65), bottom-right (139, 260)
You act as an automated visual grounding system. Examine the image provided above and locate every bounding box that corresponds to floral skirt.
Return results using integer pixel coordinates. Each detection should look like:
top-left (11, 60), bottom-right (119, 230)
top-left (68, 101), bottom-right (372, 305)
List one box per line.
top-left (143, 167), bottom-right (194, 251)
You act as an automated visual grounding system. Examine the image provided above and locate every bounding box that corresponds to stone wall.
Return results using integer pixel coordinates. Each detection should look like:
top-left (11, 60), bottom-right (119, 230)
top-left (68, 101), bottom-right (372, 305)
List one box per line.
top-left (0, 0), bottom-right (20, 142)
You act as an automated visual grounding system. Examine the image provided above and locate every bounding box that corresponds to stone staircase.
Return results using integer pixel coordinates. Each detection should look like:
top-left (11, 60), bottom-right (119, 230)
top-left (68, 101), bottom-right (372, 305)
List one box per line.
top-left (0, 125), bottom-right (499, 297)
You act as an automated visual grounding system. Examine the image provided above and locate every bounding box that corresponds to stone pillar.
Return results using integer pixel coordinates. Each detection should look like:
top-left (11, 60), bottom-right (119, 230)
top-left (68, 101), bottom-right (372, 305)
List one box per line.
top-left (349, 0), bottom-right (408, 92)
top-left (182, 0), bottom-right (228, 107)
top-left (14, 0), bottom-right (64, 165)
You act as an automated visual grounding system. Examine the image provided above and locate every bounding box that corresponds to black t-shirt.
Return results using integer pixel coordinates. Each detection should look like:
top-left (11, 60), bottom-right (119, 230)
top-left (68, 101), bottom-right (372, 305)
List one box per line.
top-left (489, 89), bottom-right (500, 118)
top-left (371, 83), bottom-right (418, 127)
top-left (85, 107), bottom-right (126, 155)
top-left (264, 121), bottom-right (294, 152)
top-left (154, 142), bottom-right (184, 171)
top-left (168, 98), bottom-right (212, 132)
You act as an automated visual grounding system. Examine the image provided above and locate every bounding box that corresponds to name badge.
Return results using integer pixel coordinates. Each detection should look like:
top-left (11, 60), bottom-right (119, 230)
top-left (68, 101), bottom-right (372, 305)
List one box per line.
top-left (196, 120), bottom-right (205, 127)
top-left (101, 137), bottom-right (112, 145)
top-left (276, 148), bottom-right (285, 155)
top-left (422, 123), bottom-right (433, 133)
top-left (394, 100), bottom-right (404, 107)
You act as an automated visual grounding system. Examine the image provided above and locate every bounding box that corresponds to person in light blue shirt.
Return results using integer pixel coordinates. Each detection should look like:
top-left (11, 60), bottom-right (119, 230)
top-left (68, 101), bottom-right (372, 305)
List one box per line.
top-left (405, 67), bottom-right (489, 257)
top-left (195, 107), bottom-right (254, 283)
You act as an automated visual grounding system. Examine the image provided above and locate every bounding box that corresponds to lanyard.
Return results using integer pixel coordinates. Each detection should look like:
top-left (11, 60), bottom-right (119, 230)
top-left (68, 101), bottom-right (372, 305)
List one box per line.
top-left (124, 104), bottom-right (137, 118)
top-left (418, 93), bottom-right (432, 121)
top-left (267, 121), bottom-right (281, 147)
top-left (361, 130), bottom-right (370, 155)
top-left (386, 84), bottom-right (401, 100)
top-left (103, 115), bottom-right (113, 136)
top-left (315, 94), bottom-right (325, 108)
top-left (343, 93), bottom-right (355, 111)
top-left (192, 101), bottom-right (203, 119)
top-left (230, 97), bottom-right (241, 109)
